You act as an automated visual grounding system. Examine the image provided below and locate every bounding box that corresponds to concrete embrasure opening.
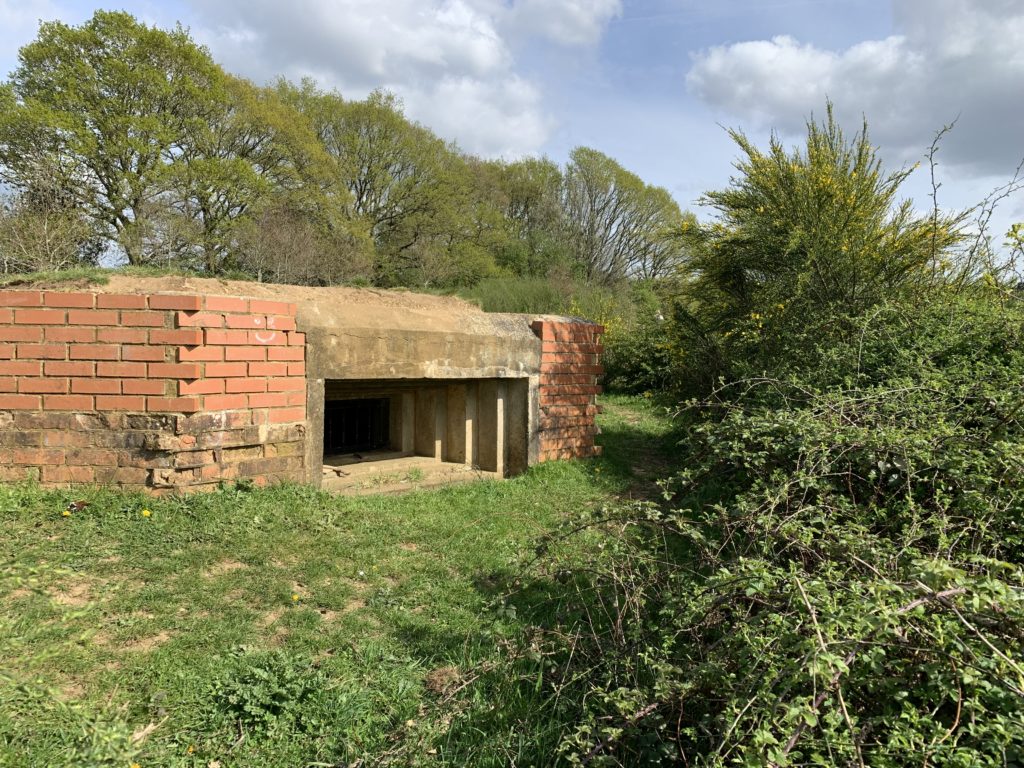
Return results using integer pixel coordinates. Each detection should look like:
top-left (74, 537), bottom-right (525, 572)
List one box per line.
top-left (318, 378), bottom-right (528, 494)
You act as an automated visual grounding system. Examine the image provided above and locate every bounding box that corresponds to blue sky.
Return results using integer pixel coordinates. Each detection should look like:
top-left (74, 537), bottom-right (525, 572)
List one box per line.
top-left (1, 0), bottom-right (1021, 236)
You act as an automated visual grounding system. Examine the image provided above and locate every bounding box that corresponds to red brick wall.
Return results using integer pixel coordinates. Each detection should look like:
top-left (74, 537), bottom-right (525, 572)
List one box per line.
top-left (531, 319), bottom-right (603, 461)
top-left (0, 290), bottom-right (307, 492)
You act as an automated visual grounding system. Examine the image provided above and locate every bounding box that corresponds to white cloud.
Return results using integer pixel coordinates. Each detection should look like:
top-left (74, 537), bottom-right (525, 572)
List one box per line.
top-left (686, 0), bottom-right (1024, 176)
top-left (183, 0), bottom-right (619, 159)
top-left (506, 0), bottom-right (623, 47)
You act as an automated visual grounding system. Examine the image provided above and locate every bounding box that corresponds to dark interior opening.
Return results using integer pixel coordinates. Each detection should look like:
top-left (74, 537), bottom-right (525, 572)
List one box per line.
top-left (324, 397), bottom-right (390, 455)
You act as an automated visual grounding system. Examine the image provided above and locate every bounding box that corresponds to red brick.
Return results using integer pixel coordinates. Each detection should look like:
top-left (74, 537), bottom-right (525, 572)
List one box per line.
top-left (150, 294), bottom-right (202, 311)
top-left (97, 328), bottom-right (148, 344)
top-left (0, 291), bottom-right (42, 307)
top-left (41, 465), bottom-right (95, 483)
top-left (45, 327), bottom-right (96, 343)
top-left (0, 309), bottom-right (10, 324)
top-left (250, 299), bottom-right (294, 315)
top-left (121, 311), bottom-right (166, 327)
top-left (13, 448), bottom-right (64, 464)
top-left (46, 361), bottom-right (93, 376)
top-left (0, 361), bottom-right (41, 376)
top-left (16, 344), bottom-right (66, 359)
top-left (266, 315), bottom-right (296, 332)
top-left (180, 378), bottom-right (225, 395)
top-left (96, 395), bottom-right (146, 411)
top-left (14, 308), bottom-right (64, 325)
top-left (148, 396), bottom-right (200, 413)
top-left (205, 328), bottom-right (249, 345)
top-left (149, 362), bottom-right (200, 379)
top-left (19, 378), bottom-right (67, 394)
top-left (268, 347), bottom-right (304, 361)
top-left (288, 362), bottom-right (306, 376)
top-left (249, 361), bottom-right (288, 376)
top-left (203, 393), bottom-right (248, 410)
top-left (43, 292), bottom-right (95, 308)
top-left (206, 362), bottom-right (248, 378)
top-left (0, 326), bottom-right (42, 342)
top-left (0, 345), bottom-right (11, 359)
top-left (248, 392), bottom-right (289, 408)
top-left (64, 448), bottom-right (118, 466)
top-left (225, 346), bottom-right (267, 361)
top-left (0, 394), bottom-right (40, 409)
top-left (287, 391), bottom-right (306, 406)
top-left (178, 345), bottom-right (223, 362)
top-left (97, 294), bottom-right (147, 309)
top-left (71, 378), bottom-right (121, 394)
top-left (267, 377), bottom-right (305, 392)
top-left (288, 332), bottom-right (305, 346)
top-left (226, 378), bottom-right (266, 394)
top-left (68, 309), bottom-right (119, 325)
top-left (176, 311), bottom-right (224, 328)
top-left (150, 328), bottom-right (203, 346)
top-left (226, 314), bottom-right (267, 329)
top-left (0, 378), bottom-right (14, 392)
top-left (43, 394), bottom-right (92, 410)
top-left (96, 361), bottom-right (146, 378)
top-left (269, 406), bottom-right (305, 423)
top-left (205, 296), bottom-right (249, 313)
top-left (122, 346), bottom-right (167, 362)
top-left (122, 380), bottom-right (167, 396)
top-left (70, 344), bottom-right (119, 360)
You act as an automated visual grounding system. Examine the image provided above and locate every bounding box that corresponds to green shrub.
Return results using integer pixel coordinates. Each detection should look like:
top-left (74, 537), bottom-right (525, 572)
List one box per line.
top-left (502, 295), bottom-right (1024, 765)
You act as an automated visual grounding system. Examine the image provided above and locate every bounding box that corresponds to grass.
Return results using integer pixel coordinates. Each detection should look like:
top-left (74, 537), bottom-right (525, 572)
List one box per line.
top-left (0, 395), bottom-right (676, 767)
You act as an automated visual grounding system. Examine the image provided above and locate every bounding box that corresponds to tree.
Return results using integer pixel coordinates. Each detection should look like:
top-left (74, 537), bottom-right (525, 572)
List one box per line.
top-left (493, 157), bottom-right (570, 277)
top-left (0, 11), bottom-right (229, 264)
top-left (562, 147), bottom-right (687, 284)
top-left (0, 178), bottom-right (99, 274)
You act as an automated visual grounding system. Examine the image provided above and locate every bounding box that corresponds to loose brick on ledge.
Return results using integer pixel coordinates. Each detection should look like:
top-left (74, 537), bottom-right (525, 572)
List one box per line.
top-left (97, 294), bottom-right (147, 309)
top-left (43, 292), bottom-right (95, 308)
top-left (0, 291), bottom-right (42, 307)
top-left (206, 296), bottom-right (249, 313)
top-left (250, 299), bottom-right (295, 316)
top-left (150, 294), bottom-right (202, 311)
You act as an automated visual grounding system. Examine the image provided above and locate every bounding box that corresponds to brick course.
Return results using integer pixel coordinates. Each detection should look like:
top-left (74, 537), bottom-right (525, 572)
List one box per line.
top-left (0, 290), bottom-right (307, 492)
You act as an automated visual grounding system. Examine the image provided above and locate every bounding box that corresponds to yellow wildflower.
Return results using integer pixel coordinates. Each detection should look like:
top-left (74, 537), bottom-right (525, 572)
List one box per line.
top-left (291, 593), bottom-right (300, 602)
top-left (62, 510), bottom-right (71, 518)
top-left (141, 509), bottom-right (151, 518)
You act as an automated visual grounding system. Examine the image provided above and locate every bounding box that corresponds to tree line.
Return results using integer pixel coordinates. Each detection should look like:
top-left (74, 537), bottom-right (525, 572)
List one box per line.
top-left (0, 10), bottom-right (691, 288)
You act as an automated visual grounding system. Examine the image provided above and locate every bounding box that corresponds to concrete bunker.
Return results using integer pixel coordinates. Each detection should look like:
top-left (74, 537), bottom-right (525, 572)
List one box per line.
top-left (0, 277), bottom-right (604, 494)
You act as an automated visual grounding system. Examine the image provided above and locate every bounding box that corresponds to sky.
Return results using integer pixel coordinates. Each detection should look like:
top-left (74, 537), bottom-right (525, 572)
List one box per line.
top-left (1, 0), bottom-right (1022, 239)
